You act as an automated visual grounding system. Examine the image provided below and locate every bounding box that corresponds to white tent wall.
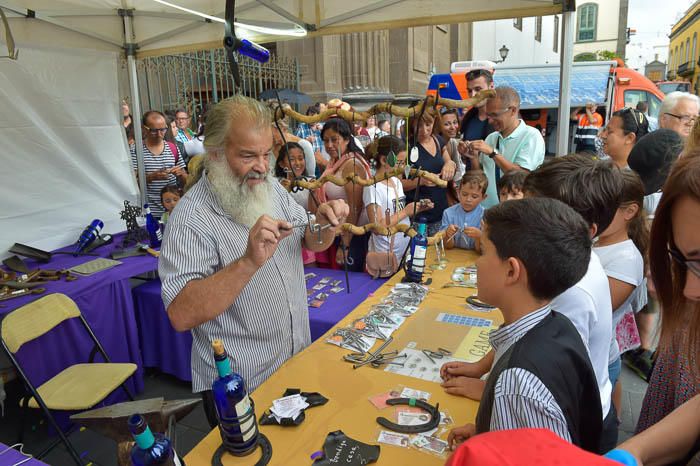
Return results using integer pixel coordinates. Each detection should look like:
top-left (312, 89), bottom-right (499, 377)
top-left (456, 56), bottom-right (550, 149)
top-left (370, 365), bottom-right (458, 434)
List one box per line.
top-left (0, 45), bottom-right (138, 257)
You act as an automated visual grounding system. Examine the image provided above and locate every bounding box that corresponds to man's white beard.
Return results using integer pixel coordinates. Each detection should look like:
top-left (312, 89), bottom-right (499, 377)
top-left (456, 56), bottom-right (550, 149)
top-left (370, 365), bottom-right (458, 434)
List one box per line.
top-left (205, 156), bottom-right (273, 228)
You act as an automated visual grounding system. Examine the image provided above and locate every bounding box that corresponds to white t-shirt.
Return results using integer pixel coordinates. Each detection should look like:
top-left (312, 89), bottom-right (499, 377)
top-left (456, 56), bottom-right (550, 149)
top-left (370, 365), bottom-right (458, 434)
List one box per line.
top-left (363, 177), bottom-right (410, 263)
top-left (550, 251), bottom-right (613, 419)
top-left (595, 240), bottom-right (645, 362)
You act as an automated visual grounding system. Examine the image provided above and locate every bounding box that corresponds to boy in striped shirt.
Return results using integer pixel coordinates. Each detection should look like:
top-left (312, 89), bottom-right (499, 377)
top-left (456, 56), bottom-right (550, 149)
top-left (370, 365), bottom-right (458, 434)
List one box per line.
top-left (446, 198), bottom-right (603, 453)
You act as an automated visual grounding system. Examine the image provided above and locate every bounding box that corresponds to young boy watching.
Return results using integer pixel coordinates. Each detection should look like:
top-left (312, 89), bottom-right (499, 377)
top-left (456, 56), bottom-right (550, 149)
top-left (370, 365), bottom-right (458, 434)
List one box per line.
top-left (440, 171), bottom-right (488, 252)
top-left (441, 155), bottom-right (623, 452)
top-left (447, 198), bottom-right (603, 452)
top-left (496, 169), bottom-right (527, 202)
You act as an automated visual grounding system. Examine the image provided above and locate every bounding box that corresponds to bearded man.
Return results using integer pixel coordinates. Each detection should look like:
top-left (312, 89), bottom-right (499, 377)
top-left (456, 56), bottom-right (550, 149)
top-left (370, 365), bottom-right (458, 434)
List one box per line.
top-left (159, 96), bottom-right (349, 427)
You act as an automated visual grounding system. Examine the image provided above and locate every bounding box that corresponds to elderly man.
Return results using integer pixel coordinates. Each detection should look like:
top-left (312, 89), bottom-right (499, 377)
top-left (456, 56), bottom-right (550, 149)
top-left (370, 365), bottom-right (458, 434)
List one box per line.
top-left (659, 91), bottom-right (699, 139)
top-left (174, 108), bottom-right (196, 144)
top-left (460, 86), bottom-right (545, 208)
top-left (131, 110), bottom-right (187, 217)
top-left (159, 95), bottom-right (349, 427)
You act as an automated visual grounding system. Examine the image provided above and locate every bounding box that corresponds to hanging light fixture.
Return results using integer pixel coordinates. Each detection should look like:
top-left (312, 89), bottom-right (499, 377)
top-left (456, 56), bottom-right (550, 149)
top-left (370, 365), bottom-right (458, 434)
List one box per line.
top-left (151, 0), bottom-right (308, 37)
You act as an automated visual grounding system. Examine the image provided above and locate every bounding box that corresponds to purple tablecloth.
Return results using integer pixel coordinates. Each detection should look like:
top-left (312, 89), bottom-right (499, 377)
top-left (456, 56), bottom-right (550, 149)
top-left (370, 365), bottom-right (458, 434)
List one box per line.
top-left (1, 232), bottom-right (158, 407)
top-left (0, 442), bottom-right (49, 465)
top-left (305, 268), bottom-right (386, 340)
top-left (132, 279), bottom-right (192, 381)
top-left (130, 267), bottom-right (385, 382)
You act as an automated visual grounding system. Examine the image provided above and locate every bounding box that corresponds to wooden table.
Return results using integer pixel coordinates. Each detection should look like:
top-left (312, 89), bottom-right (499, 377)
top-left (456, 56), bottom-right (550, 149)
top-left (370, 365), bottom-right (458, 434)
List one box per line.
top-left (184, 249), bottom-right (502, 465)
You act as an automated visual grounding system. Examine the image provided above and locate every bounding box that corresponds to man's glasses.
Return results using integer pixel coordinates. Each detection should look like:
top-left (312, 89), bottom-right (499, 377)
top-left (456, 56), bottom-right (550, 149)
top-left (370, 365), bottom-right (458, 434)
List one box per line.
top-left (668, 246), bottom-right (700, 278)
top-left (175, 117), bottom-right (190, 121)
top-left (665, 112), bottom-right (697, 126)
top-left (144, 126), bottom-right (168, 134)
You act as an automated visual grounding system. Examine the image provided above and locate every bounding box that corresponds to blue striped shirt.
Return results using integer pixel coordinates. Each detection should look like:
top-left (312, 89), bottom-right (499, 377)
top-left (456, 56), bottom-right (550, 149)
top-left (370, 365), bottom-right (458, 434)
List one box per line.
top-left (488, 305), bottom-right (572, 442)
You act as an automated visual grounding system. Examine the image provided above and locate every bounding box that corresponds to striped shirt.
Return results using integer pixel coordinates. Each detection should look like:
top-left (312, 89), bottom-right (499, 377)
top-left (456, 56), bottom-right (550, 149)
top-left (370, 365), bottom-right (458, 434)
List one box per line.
top-left (159, 173), bottom-right (311, 393)
top-left (130, 141), bottom-right (185, 218)
top-left (488, 305), bottom-right (572, 442)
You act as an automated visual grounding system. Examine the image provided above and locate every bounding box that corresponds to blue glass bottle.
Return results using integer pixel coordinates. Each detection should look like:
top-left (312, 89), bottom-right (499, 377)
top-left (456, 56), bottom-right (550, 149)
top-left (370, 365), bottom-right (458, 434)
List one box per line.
top-left (405, 219), bottom-right (428, 283)
top-left (211, 340), bottom-right (259, 456)
top-left (144, 204), bottom-right (162, 248)
top-left (128, 414), bottom-right (175, 466)
top-left (74, 219), bottom-right (103, 255)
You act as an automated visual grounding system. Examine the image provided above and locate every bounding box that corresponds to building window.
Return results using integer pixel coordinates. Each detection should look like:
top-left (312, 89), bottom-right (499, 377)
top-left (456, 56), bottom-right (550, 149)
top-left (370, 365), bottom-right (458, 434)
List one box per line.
top-left (553, 16), bottom-right (559, 53)
top-left (680, 43), bottom-right (685, 65)
top-left (686, 38), bottom-right (691, 63)
top-left (693, 34), bottom-right (697, 64)
top-left (669, 50), bottom-right (673, 71)
top-left (577, 3), bottom-right (597, 42)
top-left (675, 46), bottom-right (679, 69)
top-left (535, 17), bottom-right (542, 42)
top-left (513, 18), bottom-right (522, 31)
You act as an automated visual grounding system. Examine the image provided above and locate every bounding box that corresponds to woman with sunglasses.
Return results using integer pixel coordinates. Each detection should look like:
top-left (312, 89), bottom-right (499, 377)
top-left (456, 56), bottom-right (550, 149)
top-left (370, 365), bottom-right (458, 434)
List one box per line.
top-left (598, 108), bottom-right (649, 169)
top-left (605, 153), bottom-right (700, 466)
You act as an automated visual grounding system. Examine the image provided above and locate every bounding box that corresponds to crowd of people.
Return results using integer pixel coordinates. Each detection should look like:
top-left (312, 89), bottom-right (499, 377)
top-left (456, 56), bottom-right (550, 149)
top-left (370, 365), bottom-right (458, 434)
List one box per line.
top-left (124, 75), bottom-right (700, 463)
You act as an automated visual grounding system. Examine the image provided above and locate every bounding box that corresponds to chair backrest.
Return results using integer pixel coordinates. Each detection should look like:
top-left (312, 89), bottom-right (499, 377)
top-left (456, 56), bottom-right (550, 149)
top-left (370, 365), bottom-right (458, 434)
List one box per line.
top-left (1, 293), bottom-right (81, 353)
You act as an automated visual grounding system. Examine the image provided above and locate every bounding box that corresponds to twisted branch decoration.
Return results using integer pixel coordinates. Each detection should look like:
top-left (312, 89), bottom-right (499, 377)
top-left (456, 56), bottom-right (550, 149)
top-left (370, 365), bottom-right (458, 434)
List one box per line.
top-left (288, 167), bottom-right (447, 191)
top-left (339, 223), bottom-right (445, 246)
top-left (272, 90), bottom-right (496, 123)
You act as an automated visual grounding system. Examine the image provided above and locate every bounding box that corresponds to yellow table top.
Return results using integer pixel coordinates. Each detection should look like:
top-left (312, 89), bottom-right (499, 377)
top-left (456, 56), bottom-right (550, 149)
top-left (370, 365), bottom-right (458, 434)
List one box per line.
top-left (184, 249), bottom-right (501, 465)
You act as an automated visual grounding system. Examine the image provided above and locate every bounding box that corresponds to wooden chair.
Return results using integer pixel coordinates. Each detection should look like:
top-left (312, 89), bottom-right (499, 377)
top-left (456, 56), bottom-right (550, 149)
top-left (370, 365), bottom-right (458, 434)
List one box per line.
top-left (1, 293), bottom-right (137, 465)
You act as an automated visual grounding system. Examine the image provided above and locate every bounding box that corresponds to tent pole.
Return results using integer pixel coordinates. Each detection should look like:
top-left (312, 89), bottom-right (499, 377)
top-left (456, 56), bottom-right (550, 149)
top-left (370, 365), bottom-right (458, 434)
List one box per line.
top-left (556, 8), bottom-right (576, 156)
top-left (122, 9), bottom-right (147, 209)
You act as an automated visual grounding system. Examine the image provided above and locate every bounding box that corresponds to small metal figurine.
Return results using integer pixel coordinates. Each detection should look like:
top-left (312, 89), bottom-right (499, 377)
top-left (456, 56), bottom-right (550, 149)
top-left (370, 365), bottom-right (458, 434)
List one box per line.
top-left (120, 200), bottom-right (148, 247)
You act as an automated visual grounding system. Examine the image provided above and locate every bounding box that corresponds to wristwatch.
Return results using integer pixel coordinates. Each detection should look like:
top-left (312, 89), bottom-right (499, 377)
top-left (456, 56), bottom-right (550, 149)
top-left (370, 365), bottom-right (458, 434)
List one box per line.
top-left (488, 148), bottom-right (499, 159)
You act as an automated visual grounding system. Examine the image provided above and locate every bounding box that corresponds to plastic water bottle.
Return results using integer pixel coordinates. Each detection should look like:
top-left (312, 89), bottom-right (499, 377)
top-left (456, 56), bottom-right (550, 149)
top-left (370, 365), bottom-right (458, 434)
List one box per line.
top-left (144, 204), bottom-right (162, 248)
top-left (74, 219), bottom-right (103, 255)
top-left (236, 38), bottom-right (270, 63)
top-left (211, 340), bottom-right (259, 456)
top-left (128, 414), bottom-right (175, 465)
top-left (405, 219), bottom-right (428, 283)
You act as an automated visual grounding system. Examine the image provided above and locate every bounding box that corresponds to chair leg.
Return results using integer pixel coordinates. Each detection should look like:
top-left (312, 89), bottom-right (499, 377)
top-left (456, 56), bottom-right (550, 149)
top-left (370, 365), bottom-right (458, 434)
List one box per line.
top-left (44, 414), bottom-right (84, 465)
top-left (120, 382), bottom-right (135, 401)
top-left (17, 396), bottom-right (29, 444)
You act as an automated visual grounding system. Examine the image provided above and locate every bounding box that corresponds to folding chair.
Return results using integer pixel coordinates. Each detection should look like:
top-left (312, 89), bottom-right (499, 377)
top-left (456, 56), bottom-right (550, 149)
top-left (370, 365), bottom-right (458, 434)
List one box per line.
top-left (1, 293), bottom-right (137, 465)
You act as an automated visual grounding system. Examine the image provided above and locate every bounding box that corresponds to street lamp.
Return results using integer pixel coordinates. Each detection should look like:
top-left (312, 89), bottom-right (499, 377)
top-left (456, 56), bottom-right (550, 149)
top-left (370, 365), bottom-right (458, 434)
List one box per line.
top-left (495, 45), bottom-right (510, 63)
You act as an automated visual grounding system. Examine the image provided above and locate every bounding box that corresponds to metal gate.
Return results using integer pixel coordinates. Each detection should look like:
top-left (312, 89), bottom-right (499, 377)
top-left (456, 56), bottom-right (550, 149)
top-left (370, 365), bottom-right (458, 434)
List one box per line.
top-left (121, 48), bottom-right (299, 124)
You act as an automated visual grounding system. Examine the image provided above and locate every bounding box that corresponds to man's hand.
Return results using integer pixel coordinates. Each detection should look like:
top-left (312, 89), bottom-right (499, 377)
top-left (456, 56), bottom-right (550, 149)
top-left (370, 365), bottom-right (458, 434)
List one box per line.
top-left (468, 140), bottom-right (493, 156)
top-left (148, 170), bottom-right (170, 182)
top-left (464, 227), bottom-right (481, 239)
top-left (440, 361), bottom-right (484, 380)
top-left (243, 215), bottom-right (294, 269)
top-left (441, 160), bottom-right (457, 180)
top-left (441, 376), bottom-right (485, 400)
top-left (170, 166), bottom-right (186, 178)
top-left (447, 424), bottom-right (476, 451)
top-left (316, 199), bottom-right (349, 228)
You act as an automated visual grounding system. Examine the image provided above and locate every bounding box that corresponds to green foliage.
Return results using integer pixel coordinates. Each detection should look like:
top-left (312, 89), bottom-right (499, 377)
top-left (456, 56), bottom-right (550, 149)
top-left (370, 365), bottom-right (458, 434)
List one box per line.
top-left (574, 50), bottom-right (623, 63)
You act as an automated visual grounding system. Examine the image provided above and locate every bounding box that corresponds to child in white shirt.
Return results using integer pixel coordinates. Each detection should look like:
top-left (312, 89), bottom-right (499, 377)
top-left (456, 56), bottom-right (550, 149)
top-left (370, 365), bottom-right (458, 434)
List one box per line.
top-left (594, 170), bottom-right (647, 419)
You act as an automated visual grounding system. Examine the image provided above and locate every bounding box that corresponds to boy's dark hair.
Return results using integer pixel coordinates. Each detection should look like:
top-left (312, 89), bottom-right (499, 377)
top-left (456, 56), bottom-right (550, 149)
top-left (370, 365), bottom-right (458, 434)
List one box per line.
top-left (466, 69), bottom-right (493, 85)
top-left (496, 169), bottom-right (527, 195)
top-left (484, 198), bottom-right (591, 300)
top-left (523, 154), bottom-right (623, 236)
top-left (460, 171), bottom-right (488, 195)
top-left (160, 184), bottom-right (182, 200)
top-left (612, 107), bottom-right (649, 140)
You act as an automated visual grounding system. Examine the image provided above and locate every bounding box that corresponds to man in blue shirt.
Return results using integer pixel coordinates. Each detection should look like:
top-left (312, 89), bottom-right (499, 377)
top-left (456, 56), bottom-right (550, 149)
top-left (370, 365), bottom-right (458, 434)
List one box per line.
top-left (461, 86), bottom-right (545, 209)
top-left (440, 171), bottom-right (488, 252)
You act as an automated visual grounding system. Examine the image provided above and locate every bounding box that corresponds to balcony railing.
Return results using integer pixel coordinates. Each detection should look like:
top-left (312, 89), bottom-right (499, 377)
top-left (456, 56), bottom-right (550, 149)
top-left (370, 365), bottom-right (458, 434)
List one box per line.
top-left (678, 61), bottom-right (696, 77)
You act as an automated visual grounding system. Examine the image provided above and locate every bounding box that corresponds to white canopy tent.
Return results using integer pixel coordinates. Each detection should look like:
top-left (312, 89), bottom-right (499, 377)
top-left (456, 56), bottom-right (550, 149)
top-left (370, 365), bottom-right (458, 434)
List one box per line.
top-left (0, 0), bottom-right (576, 254)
